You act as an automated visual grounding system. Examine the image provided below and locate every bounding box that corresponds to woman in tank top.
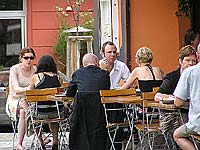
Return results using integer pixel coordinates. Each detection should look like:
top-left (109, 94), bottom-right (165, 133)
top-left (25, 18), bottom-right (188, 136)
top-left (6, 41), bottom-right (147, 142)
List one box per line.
top-left (28, 55), bottom-right (63, 150)
top-left (29, 55), bottom-right (64, 150)
top-left (6, 47), bottom-right (36, 150)
top-left (121, 46), bottom-right (164, 92)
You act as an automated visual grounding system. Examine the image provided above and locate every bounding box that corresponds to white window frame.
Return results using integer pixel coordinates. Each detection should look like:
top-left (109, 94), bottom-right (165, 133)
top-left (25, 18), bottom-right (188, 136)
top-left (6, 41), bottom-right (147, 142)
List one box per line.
top-left (100, 0), bottom-right (120, 52)
top-left (0, 0), bottom-right (27, 48)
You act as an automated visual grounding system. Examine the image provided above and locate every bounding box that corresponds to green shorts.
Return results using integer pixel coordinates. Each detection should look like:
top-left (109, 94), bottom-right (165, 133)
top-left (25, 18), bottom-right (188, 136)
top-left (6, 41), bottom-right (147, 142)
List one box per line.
top-left (177, 124), bottom-right (198, 137)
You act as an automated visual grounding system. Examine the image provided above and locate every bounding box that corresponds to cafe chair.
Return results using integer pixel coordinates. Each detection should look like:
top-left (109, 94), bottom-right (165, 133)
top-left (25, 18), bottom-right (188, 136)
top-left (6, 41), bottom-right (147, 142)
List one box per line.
top-left (100, 89), bottom-right (139, 150)
top-left (134, 91), bottom-right (174, 150)
top-left (69, 91), bottom-right (107, 150)
top-left (5, 86), bottom-right (18, 150)
top-left (191, 134), bottom-right (200, 150)
top-left (26, 87), bottom-right (68, 150)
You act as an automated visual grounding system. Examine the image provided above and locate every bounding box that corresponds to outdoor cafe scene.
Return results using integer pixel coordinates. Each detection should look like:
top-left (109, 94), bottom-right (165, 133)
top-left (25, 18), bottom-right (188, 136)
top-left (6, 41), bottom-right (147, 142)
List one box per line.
top-left (2, 28), bottom-right (200, 150)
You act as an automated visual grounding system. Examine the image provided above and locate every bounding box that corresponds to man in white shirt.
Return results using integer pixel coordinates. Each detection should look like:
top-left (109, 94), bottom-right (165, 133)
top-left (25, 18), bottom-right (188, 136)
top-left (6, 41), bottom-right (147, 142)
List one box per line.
top-left (99, 41), bottom-right (130, 150)
top-left (173, 63), bottom-right (200, 150)
top-left (99, 41), bottom-right (130, 89)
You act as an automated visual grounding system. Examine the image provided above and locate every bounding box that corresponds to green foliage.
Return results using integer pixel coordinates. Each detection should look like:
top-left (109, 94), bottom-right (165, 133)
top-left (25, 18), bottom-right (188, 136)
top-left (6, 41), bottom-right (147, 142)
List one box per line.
top-left (54, 0), bottom-right (94, 71)
top-left (176, 0), bottom-right (191, 19)
top-left (0, 65), bottom-right (3, 71)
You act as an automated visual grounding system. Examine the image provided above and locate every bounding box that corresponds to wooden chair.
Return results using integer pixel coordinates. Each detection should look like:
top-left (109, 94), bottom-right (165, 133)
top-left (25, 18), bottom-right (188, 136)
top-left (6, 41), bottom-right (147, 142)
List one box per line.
top-left (100, 88), bottom-right (139, 150)
top-left (191, 134), bottom-right (200, 149)
top-left (135, 91), bottom-right (176, 150)
top-left (26, 87), bottom-right (68, 150)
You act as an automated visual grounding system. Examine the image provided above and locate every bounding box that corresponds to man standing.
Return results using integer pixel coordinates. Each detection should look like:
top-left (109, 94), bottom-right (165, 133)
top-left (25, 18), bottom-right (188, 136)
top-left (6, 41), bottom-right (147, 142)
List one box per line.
top-left (173, 63), bottom-right (200, 150)
top-left (99, 41), bottom-right (130, 89)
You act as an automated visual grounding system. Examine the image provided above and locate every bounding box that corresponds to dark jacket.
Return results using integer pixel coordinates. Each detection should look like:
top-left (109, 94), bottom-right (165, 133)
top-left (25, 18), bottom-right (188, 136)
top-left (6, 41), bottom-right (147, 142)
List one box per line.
top-left (157, 67), bottom-right (180, 95)
top-left (65, 65), bottom-right (110, 97)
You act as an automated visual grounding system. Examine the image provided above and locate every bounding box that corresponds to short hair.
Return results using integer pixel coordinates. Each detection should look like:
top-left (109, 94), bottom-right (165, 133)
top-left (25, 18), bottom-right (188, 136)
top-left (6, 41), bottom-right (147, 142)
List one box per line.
top-left (101, 41), bottom-right (117, 54)
top-left (184, 28), bottom-right (200, 46)
top-left (178, 45), bottom-right (197, 60)
top-left (136, 47), bottom-right (153, 64)
top-left (82, 53), bottom-right (99, 67)
top-left (19, 47), bottom-right (35, 62)
top-left (36, 55), bottom-right (57, 74)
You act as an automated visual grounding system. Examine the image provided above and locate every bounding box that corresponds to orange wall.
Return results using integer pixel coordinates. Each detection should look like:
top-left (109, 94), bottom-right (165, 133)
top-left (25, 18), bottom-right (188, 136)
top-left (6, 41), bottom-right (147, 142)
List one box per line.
top-left (27, 0), bottom-right (94, 64)
top-left (130, 0), bottom-right (180, 73)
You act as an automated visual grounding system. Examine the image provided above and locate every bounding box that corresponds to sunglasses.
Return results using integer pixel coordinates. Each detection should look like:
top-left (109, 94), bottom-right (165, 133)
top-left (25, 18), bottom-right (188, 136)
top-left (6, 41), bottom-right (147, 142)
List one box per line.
top-left (23, 56), bottom-right (34, 60)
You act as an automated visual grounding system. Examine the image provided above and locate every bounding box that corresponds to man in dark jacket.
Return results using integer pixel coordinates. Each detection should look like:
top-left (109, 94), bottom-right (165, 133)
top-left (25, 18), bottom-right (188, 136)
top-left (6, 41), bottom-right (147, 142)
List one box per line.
top-left (65, 53), bottom-right (110, 150)
top-left (65, 53), bottom-right (110, 96)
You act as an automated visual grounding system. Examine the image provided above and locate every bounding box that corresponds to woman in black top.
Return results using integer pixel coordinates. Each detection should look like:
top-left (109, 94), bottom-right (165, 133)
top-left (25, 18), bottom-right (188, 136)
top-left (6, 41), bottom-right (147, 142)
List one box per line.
top-left (121, 46), bottom-right (164, 92)
top-left (154, 45), bottom-right (197, 134)
top-left (28, 55), bottom-right (63, 150)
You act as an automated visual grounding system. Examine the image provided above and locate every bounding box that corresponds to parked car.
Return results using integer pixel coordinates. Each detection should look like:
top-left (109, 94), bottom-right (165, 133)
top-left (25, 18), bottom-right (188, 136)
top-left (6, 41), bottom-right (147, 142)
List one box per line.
top-left (0, 70), bottom-right (11, 125)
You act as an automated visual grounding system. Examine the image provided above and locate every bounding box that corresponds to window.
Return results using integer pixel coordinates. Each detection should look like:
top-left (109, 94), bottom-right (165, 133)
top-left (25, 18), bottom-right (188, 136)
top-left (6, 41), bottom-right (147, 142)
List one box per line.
top-left (100, 0), bottom-right (120, 52)
top-left (0, 0), bottom-right (26, 69)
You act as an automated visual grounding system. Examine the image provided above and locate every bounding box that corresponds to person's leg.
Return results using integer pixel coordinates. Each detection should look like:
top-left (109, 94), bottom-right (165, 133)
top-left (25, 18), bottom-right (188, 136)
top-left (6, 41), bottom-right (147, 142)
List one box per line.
top-left (16, 109), bottom-right (26, 150)
top-left (173, 124), bottom-right (195, 150)
top-left (16, 100), bottom-right (28, 150)
top-left (49, 122), bottom-right (59, 150)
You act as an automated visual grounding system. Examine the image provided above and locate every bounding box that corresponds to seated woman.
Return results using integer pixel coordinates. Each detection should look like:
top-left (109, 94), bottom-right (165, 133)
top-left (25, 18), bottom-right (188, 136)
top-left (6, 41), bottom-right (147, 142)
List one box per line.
top-left (154, 45), bottom-right (197, 134)
top-left (121, 46), bottom-right (164, 92)
top-left (121, 46), bottom-right (164, 120)
top-left (28, 55), bottom-right (64, 150)
top-left (6, 47), bottom-right (36, 150)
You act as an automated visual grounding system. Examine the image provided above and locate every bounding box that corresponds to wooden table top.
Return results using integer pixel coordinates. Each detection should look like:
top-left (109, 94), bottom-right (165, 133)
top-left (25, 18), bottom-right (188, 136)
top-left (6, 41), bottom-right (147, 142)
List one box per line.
top-left (149, 101), bottom-right (189, 111)
top-left (101, 95), bottom-right (142, 104)
top-left (47, 95), bottom-right (74, 103)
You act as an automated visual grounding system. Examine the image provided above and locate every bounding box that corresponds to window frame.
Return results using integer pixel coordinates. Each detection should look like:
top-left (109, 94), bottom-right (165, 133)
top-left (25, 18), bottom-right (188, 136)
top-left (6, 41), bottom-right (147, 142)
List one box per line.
top-left (0, 0), bottom-right (27, 48)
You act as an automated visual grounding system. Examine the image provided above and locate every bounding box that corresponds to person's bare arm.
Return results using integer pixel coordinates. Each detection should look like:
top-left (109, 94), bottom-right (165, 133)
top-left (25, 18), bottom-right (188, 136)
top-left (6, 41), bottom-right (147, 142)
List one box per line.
top-left (174, 96), bottom-right (185, 107)
top-left (154, 93), bottom-right (170, 102)
top-left (121, 68), bottom-right (137, 89)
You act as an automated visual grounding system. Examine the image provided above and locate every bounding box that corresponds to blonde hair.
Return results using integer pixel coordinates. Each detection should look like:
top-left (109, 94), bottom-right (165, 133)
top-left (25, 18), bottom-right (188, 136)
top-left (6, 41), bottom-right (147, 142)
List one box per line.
top-left (136, 47), bottom-right (153, 63)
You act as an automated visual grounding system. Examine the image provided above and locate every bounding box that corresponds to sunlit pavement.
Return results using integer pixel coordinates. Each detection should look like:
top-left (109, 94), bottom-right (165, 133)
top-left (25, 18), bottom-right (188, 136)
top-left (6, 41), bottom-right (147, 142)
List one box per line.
top-left (0, 133), bottom-right (58, 150)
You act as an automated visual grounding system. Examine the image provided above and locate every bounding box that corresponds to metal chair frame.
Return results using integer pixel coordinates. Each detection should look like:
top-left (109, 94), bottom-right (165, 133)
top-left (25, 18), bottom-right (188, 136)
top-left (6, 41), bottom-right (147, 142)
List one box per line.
top-left (100, 89), bottom-right (139, 150)
top-left (26, 87), bottom-right (69, 150)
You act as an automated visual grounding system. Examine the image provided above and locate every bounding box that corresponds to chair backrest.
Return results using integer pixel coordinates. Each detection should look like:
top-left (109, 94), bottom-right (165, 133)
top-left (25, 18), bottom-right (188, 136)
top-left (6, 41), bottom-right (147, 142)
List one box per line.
top-left (142, 91), bottom-right (157, 107)
top-left (100, 89), bottom-right (137, 104)
top-left (26, 87), bottom-right (65, 102)
top-left (6, 86), bottom-right (9, 98)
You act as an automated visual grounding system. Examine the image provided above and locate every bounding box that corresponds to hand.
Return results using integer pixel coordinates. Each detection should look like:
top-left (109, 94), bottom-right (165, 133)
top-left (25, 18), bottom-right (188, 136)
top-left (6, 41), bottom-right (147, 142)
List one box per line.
top-left (99, 58), bottom-right (108, 70)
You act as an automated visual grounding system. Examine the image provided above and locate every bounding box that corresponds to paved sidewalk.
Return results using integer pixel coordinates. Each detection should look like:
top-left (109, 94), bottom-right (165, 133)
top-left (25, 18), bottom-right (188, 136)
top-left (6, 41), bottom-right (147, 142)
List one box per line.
top-left (0, 133), bottom-right (69, 150)
top-left (0, 133), bottom-right (34, 149)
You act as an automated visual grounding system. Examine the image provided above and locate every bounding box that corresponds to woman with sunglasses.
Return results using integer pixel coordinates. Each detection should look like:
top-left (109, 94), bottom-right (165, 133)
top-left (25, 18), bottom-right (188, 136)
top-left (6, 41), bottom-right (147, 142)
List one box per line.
top-left (6, 47), bottom-right (36, 150)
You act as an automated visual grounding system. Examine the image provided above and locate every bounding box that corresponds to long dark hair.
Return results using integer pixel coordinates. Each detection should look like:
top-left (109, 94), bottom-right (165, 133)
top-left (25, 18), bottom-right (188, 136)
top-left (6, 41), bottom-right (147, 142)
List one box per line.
top-left (36, 55), bottom-right (57, 74)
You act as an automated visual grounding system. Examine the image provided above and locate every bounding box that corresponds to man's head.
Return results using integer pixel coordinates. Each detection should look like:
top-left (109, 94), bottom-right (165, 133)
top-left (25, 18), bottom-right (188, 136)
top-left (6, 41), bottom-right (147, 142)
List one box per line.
top-left (82, 53), bottom-right (99, 67)
top-left (178, 45), bottom-right (197, 71)
top-left (101, 41), bottom-right (117, 63)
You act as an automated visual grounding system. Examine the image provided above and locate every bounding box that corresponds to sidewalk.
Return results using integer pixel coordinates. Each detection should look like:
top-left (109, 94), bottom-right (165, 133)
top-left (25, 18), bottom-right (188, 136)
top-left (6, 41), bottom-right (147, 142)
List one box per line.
top-left (0, 133), bottom-right (34, 149)
top-left (0, 133), bottom-right (69, 150)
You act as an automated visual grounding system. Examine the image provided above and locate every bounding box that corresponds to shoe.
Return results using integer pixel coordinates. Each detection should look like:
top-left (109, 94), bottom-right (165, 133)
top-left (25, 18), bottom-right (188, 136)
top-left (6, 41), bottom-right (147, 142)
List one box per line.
top-left (52, 144), bottom-right (58, 150)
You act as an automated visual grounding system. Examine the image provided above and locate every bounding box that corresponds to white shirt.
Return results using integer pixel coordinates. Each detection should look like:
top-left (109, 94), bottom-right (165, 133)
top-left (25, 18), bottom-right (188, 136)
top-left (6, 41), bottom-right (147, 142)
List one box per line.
top-left (110, 60), bottom-right (130, 89)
